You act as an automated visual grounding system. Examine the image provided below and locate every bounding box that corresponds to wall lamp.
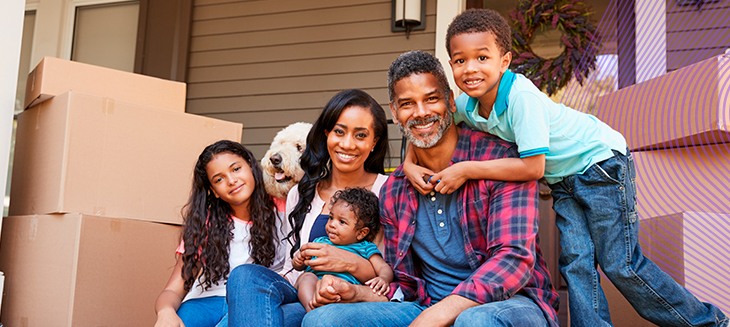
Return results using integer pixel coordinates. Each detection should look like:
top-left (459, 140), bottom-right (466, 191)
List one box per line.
top-left (392, 0), bottom-right (426, 38)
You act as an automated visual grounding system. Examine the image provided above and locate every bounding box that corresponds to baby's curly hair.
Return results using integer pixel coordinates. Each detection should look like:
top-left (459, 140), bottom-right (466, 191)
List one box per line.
top-left (330, 187), bottom-right (380, 242)
top-left (446, 8), bottom-right (511, 56)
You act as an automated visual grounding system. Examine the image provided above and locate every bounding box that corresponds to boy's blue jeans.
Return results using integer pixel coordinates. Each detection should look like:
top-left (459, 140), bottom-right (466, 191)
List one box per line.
top-left (226, 263), bottom-right (305, 327)
top-left (549, 150), bottom-right (727, 327)
top-left (301, 294), bottom-right (549, 327)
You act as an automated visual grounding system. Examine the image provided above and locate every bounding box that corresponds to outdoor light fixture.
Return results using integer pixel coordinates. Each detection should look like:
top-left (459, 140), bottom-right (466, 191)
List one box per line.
top-left (392, 0), bottom-right (426, 38)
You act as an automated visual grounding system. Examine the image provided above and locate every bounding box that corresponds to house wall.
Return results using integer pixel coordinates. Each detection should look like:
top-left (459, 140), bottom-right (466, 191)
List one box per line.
top-left (186, 0), bottom-right (438, 167)
top-left (666, 0), bottom-right (730, 71)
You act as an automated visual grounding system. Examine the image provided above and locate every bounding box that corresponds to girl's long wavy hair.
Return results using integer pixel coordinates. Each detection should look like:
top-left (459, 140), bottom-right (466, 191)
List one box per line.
top-left (287, 89), bottom-right (389, 257)
top-left (181, 140), bottom-right (278, 292)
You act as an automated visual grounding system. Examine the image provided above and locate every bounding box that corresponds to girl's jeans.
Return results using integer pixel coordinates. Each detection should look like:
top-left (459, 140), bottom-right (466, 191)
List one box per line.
top-left (549, 150), bottom-right (727, 327)
top-left (226, 263), bottom-right (305, 327)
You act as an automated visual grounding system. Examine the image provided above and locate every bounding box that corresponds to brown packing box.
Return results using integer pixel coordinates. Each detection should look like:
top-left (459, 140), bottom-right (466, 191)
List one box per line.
top-left (0, 213), bottom-right (181, 327)
top-left (632, 143), bottom-right (730, 219)
top-left (9, 91), bottom-right (242, 224)
top-left (601, 211), bottom-right (730, 325)
top-left (595, 54), bottom-right (730, 151)
top-left (25, 56), bottom-right (186, 111)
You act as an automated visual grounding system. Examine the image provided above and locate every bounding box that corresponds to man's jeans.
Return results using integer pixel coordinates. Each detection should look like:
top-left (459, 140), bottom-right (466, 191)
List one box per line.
top-left (301, 295), bottom-right (549, 327)
top-left (177, 296), bottom-right (227, 327)
top-left (550, 150), bottom-right (727, 327)
top-left (226, 264), bottom-right (305, 327)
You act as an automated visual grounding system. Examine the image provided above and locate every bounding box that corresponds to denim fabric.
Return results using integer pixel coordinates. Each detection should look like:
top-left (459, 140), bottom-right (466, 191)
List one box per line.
top-left (550, 150), bottom-right (728, 327)
top-left (226, 264), bottom-right (305, 327)
top-left (302, 301), bottom-right (425, 327)
top-left (301, 295), bottom-right (547, 327)
top-left (177, 296), bottom-right (227, 327)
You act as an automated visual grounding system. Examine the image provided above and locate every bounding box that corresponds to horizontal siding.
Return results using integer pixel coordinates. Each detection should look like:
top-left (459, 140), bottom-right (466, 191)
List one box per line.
top-left (187, 0), bottom-right (435, 160)
top-left (666, 2), bottom-right (730, 70)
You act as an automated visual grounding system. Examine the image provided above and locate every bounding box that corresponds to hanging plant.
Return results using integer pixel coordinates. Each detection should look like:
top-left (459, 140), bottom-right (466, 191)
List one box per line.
top-left (509, 0), bottom-right (601, 95)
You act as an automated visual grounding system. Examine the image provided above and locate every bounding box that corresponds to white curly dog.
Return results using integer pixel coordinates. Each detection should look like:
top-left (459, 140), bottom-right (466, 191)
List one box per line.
top-left (261, 122), bottom-right (312, 211)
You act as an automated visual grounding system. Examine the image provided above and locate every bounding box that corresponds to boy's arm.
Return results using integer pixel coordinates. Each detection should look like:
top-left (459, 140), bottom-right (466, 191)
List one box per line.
top-left (430, 154), bottom-right (545, 194)
top-left (402, 144), bottom-right (436, 195)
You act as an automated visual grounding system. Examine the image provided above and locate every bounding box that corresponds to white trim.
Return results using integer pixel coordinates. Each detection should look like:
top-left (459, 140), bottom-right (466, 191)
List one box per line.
top-left (435, 0), bottom-right (465, 95)
top-left (2, 0), bottom-right (24, 216)
top-left (635, 0), bottom-right (666, 82)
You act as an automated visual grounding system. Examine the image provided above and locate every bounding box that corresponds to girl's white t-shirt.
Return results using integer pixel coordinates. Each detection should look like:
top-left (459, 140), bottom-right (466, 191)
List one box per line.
top-left (179, 213), bottom-right (288, 302)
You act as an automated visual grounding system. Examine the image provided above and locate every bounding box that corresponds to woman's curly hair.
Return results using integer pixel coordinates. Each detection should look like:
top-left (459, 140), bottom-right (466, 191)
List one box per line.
top-left (181, 140), bottom-right (278, 292)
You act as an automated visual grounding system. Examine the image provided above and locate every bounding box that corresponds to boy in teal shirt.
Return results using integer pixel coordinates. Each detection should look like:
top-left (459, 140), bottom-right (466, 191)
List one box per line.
top-left (404, 9), bottom-right (727, 327)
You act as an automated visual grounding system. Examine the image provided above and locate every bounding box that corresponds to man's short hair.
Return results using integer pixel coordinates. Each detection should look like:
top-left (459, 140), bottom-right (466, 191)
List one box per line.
top-left (387, 50), bottom-right (451, 103)
top-left (446, 9), bottom-right (511, 56)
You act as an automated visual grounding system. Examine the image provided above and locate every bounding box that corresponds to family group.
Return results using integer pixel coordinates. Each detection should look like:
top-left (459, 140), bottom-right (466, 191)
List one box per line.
top-left (154, 9), bottom-right (728, 327)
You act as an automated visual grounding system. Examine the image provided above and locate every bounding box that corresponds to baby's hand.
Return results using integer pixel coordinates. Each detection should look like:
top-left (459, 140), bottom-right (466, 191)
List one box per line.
top-left (365, 277), bottom-right (390, 296)
top-left (292, 250), bottom-right (308, 270)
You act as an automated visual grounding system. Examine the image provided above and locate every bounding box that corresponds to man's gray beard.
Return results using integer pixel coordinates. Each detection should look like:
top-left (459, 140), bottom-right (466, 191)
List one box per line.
top-left (397, 109), bottom-right (453, 149)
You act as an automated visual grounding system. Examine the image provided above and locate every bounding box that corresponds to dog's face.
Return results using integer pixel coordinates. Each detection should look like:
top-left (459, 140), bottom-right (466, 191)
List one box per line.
top-left (261, 122), bottom-right (312, 199)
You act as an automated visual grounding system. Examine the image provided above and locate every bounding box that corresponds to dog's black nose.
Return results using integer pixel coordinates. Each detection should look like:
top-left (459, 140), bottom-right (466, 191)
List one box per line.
top-left (270, 153), bottom-right (282, 166)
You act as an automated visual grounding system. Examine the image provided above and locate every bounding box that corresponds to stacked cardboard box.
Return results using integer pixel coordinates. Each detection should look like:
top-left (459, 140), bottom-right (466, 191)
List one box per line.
top-left (595, 54), bottom-right (730, 325)
top-left (0, 57), bottom-right (243, 326)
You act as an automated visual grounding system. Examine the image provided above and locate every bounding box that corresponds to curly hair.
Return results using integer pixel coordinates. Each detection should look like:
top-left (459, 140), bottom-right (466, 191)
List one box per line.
top-left (446, 8), bottom-right (511, 56)
top-left (287, 89), bottom-right (389, 257)
top-left (181, 140), bottom-right (279, 292)
top-left (387, 50), bottom-right (452, 104)
top-left (329, 187), bottom-right (380, 242)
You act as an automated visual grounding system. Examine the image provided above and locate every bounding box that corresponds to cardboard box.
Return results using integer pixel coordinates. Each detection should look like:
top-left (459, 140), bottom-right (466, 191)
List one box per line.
top-left (633, 143), bottom-right (730, 219)
top-left (0, 213), bottom-right (181, 327)
top-left (25, 56), bottom-right (187, 111)
top-left (601, 211), bottom-right (730, 325)
top-left (9, 91), bottom-right (242, 224)
top-left (595, 54), bottom-right (730, 151)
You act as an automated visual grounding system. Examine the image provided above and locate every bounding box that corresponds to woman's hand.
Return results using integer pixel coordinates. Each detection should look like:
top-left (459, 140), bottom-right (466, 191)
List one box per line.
top-left (299, 242), bottom-right (375, 279)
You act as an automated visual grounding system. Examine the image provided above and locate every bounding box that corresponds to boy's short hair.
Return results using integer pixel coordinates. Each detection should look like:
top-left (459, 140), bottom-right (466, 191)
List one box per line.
top-left (387, 50), bottom-right (451, 104)
top-left (330, 187), bottom-right (380, 242)
top-left (446, 8), bottom-right (511, 56)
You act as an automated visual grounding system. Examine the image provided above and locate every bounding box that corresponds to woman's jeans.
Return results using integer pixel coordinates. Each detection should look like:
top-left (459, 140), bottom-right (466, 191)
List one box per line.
top-left (226, 264), bottom-right (305, 327)
top-left (549, 150), bottom-right (727, 327)
top-left (301, 294), bottom-right (548, 327)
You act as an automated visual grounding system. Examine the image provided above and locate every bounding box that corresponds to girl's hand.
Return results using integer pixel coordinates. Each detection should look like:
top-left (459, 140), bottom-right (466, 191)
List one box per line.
top-left (431, 161), bottom-right (469, 195)
top-left (365, 277), bottom-right (390, 296)
top-left (403, 160), bottom-right (436, 195)
top-left (154, 308), bottom-right (185, 327)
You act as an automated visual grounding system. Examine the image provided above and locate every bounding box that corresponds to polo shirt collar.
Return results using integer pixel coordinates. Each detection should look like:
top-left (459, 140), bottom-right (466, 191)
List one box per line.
top-left (493, 69), bottom-right (515, 116)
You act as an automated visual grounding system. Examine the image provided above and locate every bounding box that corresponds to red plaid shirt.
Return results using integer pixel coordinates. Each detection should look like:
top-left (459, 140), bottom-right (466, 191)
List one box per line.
top-left (380, 126), bottom-right (560, 326)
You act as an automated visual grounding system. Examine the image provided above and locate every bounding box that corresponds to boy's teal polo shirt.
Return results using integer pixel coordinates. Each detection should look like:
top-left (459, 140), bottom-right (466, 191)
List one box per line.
top-left (454, 69), bottom-right (627, 184)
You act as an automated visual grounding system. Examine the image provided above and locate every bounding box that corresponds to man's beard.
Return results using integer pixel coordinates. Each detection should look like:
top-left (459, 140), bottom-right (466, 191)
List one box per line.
top-left (397, 109), bottom-right (453, 149)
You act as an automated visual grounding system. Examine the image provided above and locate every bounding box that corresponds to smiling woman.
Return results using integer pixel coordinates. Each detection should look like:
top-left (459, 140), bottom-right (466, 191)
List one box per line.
top-left (225, 89), bottom-right (391, 327)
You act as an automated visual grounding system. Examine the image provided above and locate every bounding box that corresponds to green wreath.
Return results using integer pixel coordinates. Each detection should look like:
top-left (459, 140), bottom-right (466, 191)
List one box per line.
top-left (509, 0), bottom-right (601, 95)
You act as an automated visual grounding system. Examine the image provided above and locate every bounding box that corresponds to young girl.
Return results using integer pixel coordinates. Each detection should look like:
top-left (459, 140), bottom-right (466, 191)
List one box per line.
top-left (292, 187), bottom-right (393, 312)
top-left (154, 140), bottom-right (287, 327)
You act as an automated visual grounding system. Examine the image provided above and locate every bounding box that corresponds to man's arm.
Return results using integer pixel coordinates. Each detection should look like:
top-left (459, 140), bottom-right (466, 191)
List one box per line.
top-left (410, 295), bottom-right (478, 327)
